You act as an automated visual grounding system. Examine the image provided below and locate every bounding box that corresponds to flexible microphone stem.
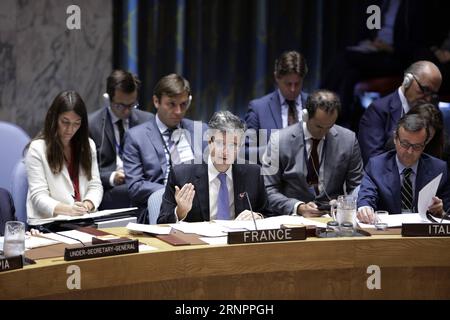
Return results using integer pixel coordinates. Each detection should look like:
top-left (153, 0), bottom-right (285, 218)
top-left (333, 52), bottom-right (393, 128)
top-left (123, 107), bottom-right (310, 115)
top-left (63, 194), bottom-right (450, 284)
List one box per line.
top-left (39, 226), bottom-right (86, 247)
top-left (440, 207), bottom-right (450, 224)
top-left (240, 192), bottom-right (258, 231)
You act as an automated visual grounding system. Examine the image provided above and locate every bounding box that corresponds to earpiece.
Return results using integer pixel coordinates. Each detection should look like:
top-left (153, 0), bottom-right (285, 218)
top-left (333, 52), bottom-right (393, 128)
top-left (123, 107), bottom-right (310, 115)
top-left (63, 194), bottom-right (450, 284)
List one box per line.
top-left (103, 93), bottom-right (110, 108)
top-left (403, 73), bottom-right (414, 89)
top-left (187, 95), bottom-right (193, 108)
top-left (302, 108), bottom-right (309, 122)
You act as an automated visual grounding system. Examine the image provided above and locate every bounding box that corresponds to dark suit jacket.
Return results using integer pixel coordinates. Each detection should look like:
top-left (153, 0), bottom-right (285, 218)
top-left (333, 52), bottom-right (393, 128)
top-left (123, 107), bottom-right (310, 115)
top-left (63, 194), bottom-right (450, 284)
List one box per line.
top-left (245, 90), bottom-right (308, 132)
top-left (358, 90), bottom-right (403, 165)
top-left (357, 151), bottom-right (450, 214)
top-left (158, 163), bottom-right (269, 224)
top-left (0, 188), bottom-right (15, 236)
top-left (123, 117), bottom-right (208, 208)
top-left (244, 90), bottom-right (308, 162)
top-left (88, 107), bottom-right (153, 189)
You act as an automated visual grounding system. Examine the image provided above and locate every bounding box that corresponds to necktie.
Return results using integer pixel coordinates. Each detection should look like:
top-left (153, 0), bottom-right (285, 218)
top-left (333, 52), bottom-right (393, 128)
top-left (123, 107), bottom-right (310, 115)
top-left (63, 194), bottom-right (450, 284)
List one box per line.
top-left (116, 120), bottom-right (125, 155)
top-left (216, 172), bottom-right (230, 220)
top-left (306, 138), bottom-right (320, 194)
top-left (164, 128), bottom-right (181, 165)
top-left (401, 168), bottom-right (413, 211)
top-left (286, 100), bottom-right (298, 126)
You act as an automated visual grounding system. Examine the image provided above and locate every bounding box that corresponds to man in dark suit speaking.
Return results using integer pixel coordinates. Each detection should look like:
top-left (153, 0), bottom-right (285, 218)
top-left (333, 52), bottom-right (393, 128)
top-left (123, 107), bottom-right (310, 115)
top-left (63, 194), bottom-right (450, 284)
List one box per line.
top-left (357, 114), bottom-right (450, 223)
top-left (158, 111), bottom-right (269, 224)
top-left (89, 70), bottom-right (153, 209)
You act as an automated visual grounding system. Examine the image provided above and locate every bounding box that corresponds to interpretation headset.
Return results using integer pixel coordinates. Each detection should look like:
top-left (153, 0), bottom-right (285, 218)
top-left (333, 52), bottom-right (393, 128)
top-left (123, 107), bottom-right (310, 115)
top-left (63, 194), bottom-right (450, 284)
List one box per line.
top-left (302, 108), bottom-right (309, 122)
top-left (403, 73), bottom-right (414, 89)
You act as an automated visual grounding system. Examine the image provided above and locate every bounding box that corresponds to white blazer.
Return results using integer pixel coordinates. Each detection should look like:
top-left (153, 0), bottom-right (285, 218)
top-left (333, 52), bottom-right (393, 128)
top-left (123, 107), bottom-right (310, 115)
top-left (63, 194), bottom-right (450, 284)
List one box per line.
top-left (26, 138), bottom-right (103, 224)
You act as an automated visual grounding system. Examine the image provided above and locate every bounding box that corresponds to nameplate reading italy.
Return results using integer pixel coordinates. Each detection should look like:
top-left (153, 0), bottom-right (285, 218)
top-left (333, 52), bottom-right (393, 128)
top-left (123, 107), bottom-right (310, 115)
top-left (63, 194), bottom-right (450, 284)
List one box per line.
top-left (227, 226), bottom-right (306, 244)
top-left (402, 223), bottom-right (450, 237)
top-left (64, 239), bottom-right (139, 261)
top-left (0, 255), bottom-right (23, 273)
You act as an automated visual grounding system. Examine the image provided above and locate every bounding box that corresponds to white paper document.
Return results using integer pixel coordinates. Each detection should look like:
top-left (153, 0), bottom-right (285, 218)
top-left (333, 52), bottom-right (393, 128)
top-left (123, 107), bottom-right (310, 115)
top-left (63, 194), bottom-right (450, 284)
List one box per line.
top-left (30, 207), bottom-right (138, 225)
top-left (170, 222), bottom-right (227, 237)
top-left (199, 236), bottom-right (228, 245)
top-left (25, 235), bottom-right (59, 249)
top-left (126, 222), bottom-right (171, 235)
top-left (418, 173), bottom-right (442, 220)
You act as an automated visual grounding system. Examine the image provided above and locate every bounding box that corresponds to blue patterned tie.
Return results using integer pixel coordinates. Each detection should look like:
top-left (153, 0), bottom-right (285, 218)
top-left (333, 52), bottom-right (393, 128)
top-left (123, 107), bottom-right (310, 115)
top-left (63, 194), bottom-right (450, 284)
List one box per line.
top-left (216, 172), bottom-right (230, 220)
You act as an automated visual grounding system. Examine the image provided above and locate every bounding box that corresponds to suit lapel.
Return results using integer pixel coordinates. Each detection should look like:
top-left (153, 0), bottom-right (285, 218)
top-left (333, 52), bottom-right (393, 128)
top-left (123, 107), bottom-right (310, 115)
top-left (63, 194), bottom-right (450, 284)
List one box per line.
top-left (320, 127), bottom-right (338, 198)
top-left (146, 118), bottom-right (168, 169)
top-left (385, 153), bottom-right (401, 214)
top-left (193, 164), bottom-right (210, 221)
top-left (103, 109), bottom-right (116, 153)
top-left (269, 92), bottom-right (283, 129)
top-left (232, 165), bottom-right (246, 215)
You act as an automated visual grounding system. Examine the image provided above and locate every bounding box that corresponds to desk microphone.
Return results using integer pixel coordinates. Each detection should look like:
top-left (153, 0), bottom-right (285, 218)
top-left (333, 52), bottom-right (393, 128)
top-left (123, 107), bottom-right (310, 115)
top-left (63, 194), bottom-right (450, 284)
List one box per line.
top-left (440, 208), bottom-right (450, 224)
top-left (38, 225), bottom-right (86, 247)
top-left (239, 192), bottom-right (258, 231)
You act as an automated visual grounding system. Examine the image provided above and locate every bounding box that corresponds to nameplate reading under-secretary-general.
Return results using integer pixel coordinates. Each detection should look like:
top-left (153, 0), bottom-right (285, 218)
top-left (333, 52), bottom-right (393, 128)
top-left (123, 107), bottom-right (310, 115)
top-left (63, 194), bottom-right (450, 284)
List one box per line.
top-left (402, 223), bottom-right (450, 237)
top-left (64, 239), bottom-right (139, 261)
top-left (227, 227), bottom-right (306, 244)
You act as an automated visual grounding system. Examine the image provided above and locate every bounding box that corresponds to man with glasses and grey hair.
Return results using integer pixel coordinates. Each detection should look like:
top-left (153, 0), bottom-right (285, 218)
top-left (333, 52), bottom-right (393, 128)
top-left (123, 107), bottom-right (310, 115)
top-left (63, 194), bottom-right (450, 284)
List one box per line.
top-left (158, 111), bottom-right (270, 223)
top-left (89, 69), bottom-right (153, 210)
top-left (357, 113), bottom-right (450, 224)
top-left (122, 73), bottom-right (207, 223)
top-left (358, 60), bottom-right (442, 165)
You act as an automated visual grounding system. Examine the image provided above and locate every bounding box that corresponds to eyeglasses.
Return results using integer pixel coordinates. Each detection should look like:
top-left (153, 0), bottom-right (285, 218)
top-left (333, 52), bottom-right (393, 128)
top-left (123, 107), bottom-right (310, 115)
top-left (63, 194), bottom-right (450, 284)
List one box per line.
top-left (111, 102), bottom-right (139, 111)
top-left (412, 74), bottom-right (439, 101)
top-left (397, 137), bottom-right (426, 151)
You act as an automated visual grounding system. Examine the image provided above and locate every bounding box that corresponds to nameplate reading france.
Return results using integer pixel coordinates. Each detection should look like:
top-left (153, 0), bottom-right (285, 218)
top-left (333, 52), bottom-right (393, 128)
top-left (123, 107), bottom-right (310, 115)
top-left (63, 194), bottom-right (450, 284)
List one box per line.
top-left (402, 223), bottom-right (450, 237)
top-left (0, 255), bottom-right (23, 273)
top-left (227, 227), bottom-right (306, 244)
top-left (64, 239), bottom-right (139, 261)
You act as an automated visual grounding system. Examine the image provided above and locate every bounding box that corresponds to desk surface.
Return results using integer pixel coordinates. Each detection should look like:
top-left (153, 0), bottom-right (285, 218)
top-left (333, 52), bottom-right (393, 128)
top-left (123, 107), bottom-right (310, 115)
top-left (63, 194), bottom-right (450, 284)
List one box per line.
top-left (1, 225), bottom-right (450, 299)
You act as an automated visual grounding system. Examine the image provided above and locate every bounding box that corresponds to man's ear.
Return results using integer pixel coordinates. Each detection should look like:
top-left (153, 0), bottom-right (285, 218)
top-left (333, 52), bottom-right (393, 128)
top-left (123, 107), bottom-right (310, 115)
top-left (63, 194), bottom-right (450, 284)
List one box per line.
top-left (152, 95), bottom-right (159, 109)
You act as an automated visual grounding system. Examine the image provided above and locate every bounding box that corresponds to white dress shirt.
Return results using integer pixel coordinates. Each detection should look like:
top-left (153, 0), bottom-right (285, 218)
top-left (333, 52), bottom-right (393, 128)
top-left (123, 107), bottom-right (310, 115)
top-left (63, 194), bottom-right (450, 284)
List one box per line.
top-left (108, 107), bottom-right (129, 186)
top-left (208, 156), bottom-right (235, 220)
top-left (293, 122), bottom-right (326, 215)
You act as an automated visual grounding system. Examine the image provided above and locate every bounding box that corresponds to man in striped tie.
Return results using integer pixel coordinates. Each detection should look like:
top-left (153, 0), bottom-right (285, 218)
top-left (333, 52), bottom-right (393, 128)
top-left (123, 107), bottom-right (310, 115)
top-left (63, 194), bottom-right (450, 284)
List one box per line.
top-left (357, 113), bottom-right (450, 224)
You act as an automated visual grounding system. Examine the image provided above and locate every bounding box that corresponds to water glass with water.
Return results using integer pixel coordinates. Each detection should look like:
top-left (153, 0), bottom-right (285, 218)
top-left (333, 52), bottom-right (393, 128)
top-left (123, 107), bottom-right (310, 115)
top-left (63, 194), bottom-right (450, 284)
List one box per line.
top-left (3, 221), bottom-right (25, 258)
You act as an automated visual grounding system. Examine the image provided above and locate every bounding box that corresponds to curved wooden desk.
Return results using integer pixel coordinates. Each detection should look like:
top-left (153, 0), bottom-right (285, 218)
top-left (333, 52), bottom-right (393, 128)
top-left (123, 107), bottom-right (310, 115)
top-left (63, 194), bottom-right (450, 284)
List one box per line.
top-left (1, 227), bottom-right (450, 299)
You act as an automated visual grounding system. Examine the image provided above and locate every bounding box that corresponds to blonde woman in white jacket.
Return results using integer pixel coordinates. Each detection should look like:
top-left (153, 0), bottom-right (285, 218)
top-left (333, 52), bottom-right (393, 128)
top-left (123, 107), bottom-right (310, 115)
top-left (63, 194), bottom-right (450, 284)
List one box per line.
top-left (26, 91), bottom-right (103, 225)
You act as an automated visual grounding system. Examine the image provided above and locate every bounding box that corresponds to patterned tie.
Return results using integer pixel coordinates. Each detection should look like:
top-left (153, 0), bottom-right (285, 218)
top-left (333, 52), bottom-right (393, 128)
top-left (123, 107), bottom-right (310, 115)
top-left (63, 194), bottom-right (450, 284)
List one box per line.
top-left (216, 172), bottom-right (230, 220)
top-left (401, 168), bottom-right (414, 212)
top-left (306, 138), bottom-right (320, 194)
top-left (164, 128), bottom-right (181, 165)
top-left (116, 119), bottom-right (125, 155)
top-left (286, 100), bottom-right (298, 126)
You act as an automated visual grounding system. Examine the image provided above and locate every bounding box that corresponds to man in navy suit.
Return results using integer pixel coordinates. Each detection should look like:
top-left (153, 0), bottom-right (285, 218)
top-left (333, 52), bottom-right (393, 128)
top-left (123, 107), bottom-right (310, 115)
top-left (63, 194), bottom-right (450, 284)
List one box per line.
top-left (244, 51), bottom-right (308, 162)
top-left (123, 74), bottom-right (207, 223)
top-left (357, 114), bottom-right (449, 224)
top-left (158, 111), bottom-right (269, 224)
top-left (0, 188), bottom-right (15, 236)
top-left (358, 61), bottom-right (442, 165)
top-left (89, 70), bottom-right (153, 209)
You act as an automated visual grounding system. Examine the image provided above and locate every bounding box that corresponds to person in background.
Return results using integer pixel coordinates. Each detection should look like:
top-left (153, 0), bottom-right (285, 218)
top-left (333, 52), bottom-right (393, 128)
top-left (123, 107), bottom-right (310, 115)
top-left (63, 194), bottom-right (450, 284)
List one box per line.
top-left (123, 74), bottom-right (207, 223)
top-left (358, 61), bottom-right (442, 165)
top-left (0, 188), bottom-right (15, 236)
top-left (262, 90), bottom-right (363, 217)
top-left (89, 70), bottom-right (152, 209)
top-left (25, 91), bottom-right (103, 226)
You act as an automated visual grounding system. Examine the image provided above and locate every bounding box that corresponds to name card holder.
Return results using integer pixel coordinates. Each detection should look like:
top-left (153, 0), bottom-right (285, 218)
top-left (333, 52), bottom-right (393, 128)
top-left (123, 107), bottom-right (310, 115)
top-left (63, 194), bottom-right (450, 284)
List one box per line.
top-left (402, 223), bottom-right (450, 237)
top-left (227, 226), bottom-right (306, 244)
top-left (64, 239), bottom-right (139, 261)
top-left (0, 255), bottom-right (23, 273)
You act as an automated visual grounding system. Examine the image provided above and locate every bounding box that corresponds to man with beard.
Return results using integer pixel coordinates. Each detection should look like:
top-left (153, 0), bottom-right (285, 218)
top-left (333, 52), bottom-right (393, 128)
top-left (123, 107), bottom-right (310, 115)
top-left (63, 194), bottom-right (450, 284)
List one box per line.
top-left (358, 61), bottom-right (442, 165)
